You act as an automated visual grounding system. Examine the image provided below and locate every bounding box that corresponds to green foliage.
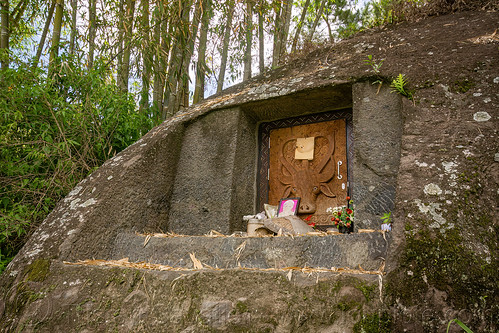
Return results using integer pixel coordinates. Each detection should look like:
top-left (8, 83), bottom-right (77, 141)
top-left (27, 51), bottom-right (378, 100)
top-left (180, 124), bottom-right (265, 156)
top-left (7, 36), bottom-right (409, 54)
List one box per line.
top-left (380, 212), bottom-right (391, 224)
top-left (390, 74), bottom-right (413, 99)
top-left (364, 55), bottom-right (384, 85)
top-left (446, 318), bottom-right (474, 333)
top-left (0, 57), bottom-right (158, 274)
top-left (361, 0), bottom-right (395, 28)
top-left (364, 55), bottom-right (384, 75)
top-left (358, 0), bottom-right (492, 33)
top-left (325, 0), bottom-right (364, 40)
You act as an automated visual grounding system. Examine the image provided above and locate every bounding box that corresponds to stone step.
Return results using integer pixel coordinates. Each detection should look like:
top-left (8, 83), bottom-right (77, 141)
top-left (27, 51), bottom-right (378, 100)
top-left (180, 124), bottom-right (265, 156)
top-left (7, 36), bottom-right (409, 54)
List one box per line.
top-left (110, 232), bottom-right (389, 271)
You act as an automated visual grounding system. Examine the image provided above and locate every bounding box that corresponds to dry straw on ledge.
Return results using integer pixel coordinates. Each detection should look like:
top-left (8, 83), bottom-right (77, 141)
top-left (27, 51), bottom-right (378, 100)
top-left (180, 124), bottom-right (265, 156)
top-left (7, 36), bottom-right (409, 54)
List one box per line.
top-left (137, 228), bottom-right (378, 239)
top-left (64, 256), bottom-right (385, 276)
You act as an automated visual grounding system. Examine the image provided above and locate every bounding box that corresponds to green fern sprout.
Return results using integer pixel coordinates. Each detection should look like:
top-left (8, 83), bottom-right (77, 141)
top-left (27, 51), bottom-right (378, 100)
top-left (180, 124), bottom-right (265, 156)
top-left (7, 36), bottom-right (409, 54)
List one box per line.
top-left (390, 74), bottom-right (413, 99)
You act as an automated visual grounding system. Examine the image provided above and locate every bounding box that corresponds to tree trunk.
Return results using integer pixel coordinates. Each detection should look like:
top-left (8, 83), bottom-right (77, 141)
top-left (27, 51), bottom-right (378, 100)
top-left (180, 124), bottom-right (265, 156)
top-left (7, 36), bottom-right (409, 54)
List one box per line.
top-left (87, 0), bottom-right (97, 68)
top-left (243, 0), bottom-right (252, 81)
top-left (271, 0), bottom-right (282, 68)
top-left (279, 0), bottom-right (293, 59)
top-left (161, 26), bottom-right (176, 120)
top-left (258, 3), bottom-right (264, 74)
top-left (306, 0), bottom-right (326, 43)
top-left (49, 0), bottom-right (64, 74)
top-left (216, 1), bottom-right (234, 93)
top-left (139, 0), bottom-right (151, 112)
top-left (163, 18), bottom-right (180, 119)
top-left (33, 1), bottom-right (55, 68)
top-left (178, 0), bottom-right (201, 112)
top-left (152, 0), bottom-right (165, 119)
top-left (175, 0), bottom-right (193, 113)
top-left (0, 0), bottom-right (9, 69)
top-left (193, 0), bottom-right (211, 104)
top-left (69, 0), bottom-right (77, 55)
top-left (187, 0), bottom-right (202, 64)
top-left (163, 1), bottom-right (188, 118)
top-left (117, 0), bottom-right (125, 88)
top-left (291, 0), bottom-right (310, 53)
top-left (324, 12), bottom-right (334, 43)
top-left (118, 0), bottom-right (136, 92)
top-left (272, 0), bottom-right (292, 66)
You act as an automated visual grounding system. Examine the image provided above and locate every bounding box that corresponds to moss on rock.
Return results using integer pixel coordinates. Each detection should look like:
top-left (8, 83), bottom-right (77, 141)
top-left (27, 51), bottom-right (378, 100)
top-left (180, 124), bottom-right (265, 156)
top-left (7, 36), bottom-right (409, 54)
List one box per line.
top-left (386, 225), bottom-right (498, 330)
top-left (25, 259), bottom-right (51, 282)
top-left (353, 312), bottom-right (392, 333)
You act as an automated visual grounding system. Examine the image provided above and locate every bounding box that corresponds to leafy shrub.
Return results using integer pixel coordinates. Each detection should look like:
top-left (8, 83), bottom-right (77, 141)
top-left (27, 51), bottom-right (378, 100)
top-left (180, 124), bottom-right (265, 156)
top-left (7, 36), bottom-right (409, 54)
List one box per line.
top-left (0, 57), bottom-right (157, 273)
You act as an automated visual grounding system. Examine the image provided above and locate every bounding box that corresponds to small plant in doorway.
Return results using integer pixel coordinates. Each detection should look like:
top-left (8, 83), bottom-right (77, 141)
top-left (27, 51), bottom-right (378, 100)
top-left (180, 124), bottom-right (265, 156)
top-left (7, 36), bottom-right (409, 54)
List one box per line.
top-left (380, 212), bottom-right (392, 232)
top-left (327, 197), bottom-right (354, 233)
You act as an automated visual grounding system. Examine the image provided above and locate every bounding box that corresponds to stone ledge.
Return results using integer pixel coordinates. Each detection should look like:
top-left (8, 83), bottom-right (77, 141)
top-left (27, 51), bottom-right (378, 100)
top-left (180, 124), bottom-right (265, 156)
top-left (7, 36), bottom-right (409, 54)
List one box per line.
top-left (110, 232), bottom-right (389, 271)
top-left (0, 261), bottom-right (386, 332)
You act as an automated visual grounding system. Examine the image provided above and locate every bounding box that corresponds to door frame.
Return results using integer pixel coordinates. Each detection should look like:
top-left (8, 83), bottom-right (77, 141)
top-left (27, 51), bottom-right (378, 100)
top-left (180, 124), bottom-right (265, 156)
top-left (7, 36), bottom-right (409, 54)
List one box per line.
top-left (256, 109), bottom-right (353, 213)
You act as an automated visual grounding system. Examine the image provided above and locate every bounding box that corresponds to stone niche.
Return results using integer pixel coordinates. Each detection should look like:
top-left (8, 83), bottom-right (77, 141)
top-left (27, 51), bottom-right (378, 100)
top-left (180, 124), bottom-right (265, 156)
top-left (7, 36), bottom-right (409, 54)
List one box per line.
top-left (166, 81), bottom-right (402, 234)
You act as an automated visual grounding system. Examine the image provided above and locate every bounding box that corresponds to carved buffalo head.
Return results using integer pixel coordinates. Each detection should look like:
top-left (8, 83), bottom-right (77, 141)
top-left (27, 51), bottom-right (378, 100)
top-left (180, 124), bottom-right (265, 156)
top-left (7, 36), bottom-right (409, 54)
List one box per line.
top-left (278, 134), bottom-right (336, 214)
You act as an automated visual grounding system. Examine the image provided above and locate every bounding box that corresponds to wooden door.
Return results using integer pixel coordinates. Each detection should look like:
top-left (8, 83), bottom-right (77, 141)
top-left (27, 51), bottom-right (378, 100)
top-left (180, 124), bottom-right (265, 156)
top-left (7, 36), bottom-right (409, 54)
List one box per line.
top-left (268, 119), bottom-right (348, 225)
